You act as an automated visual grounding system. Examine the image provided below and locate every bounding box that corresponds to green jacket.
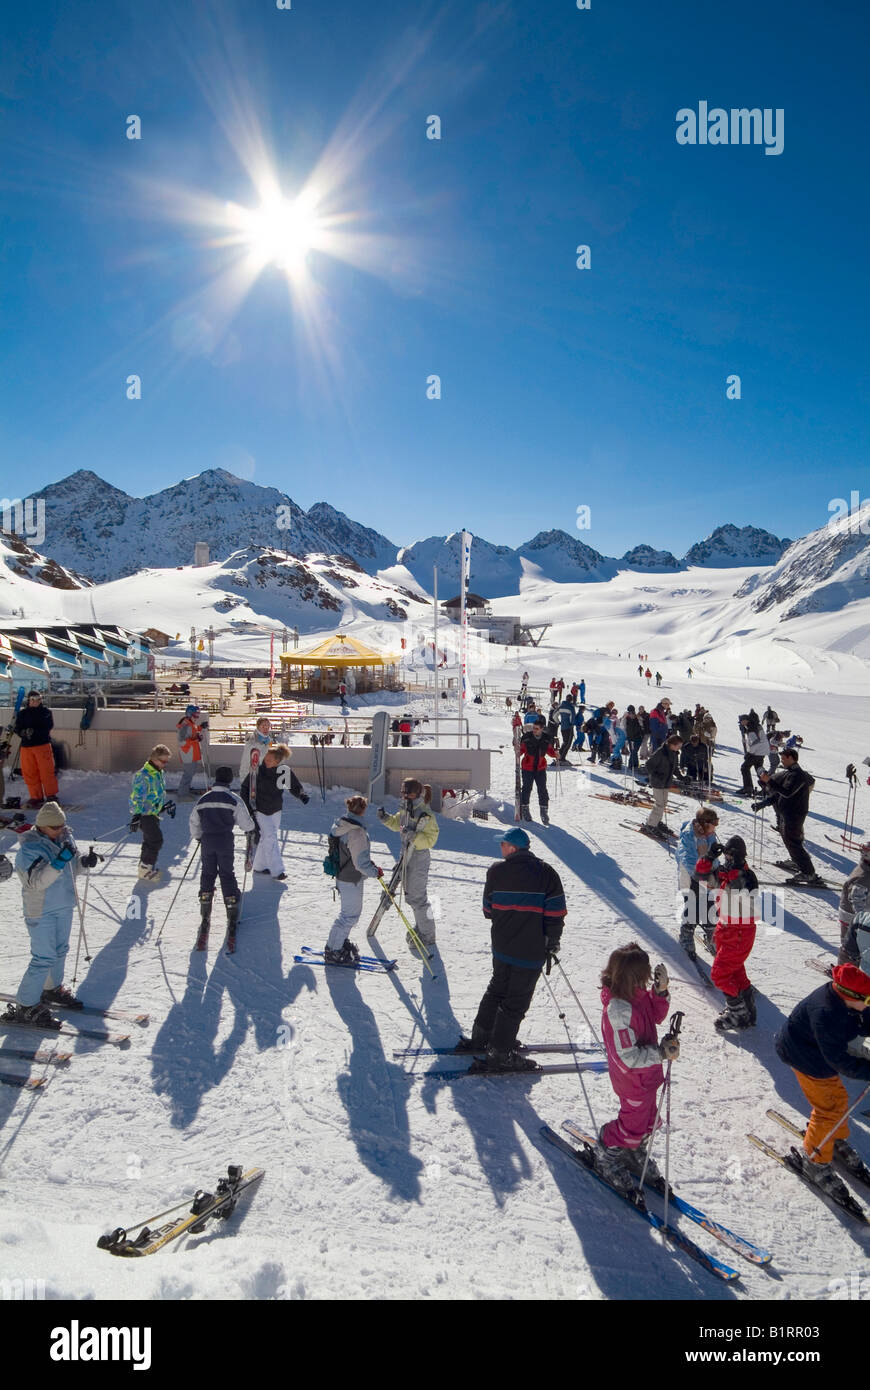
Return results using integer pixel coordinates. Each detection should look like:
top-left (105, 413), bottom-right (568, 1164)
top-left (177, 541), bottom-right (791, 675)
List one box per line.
top-left (130, 760), bottom-right (166, 816)
top-left (381, 798), bottom-right (439, 852)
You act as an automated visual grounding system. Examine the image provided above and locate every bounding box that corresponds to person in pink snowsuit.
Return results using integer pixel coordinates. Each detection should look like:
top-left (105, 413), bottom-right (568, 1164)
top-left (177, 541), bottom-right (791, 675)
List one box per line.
top-left (599, 943), bottom-right (673, 1153)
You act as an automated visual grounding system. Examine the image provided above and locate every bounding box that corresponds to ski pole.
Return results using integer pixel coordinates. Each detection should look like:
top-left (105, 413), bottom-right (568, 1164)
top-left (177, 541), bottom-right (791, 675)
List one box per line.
top-left (552, 957), bottom-right (602, 1046)
top-left (155, 843), bottom-right (201, 944)
top-left (807, 1082), bottom-right (870, 1163)
top-left (845, 764), bottom-right (858, 844)
top-left (638, 1010), bottom-right (683, 1213)
top-left (94, 818), bottom-right (134, 842)
top-left (70, 864), bottom-right (94, 987)
top-left (377, 879), bottom-right (437, 978)
top-left (539, 967), bottom-right (598, 1132)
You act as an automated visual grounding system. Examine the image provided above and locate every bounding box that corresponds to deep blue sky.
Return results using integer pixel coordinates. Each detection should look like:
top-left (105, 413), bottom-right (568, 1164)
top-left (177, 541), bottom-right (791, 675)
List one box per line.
top-left (1, 0), bottom-right (867, 556)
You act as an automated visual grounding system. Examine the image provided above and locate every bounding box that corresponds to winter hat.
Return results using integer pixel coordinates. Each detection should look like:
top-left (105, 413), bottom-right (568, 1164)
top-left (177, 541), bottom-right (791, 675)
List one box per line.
top-left (722, 835), bottom-right (747, 865)
top-left (498, 827), bottom-right (530, 851)
top-left (185, 704), bottom-right (199, 715)
top-left (860, 843), bottom-right (870, 865)
top-left (36, 801), bottom-right (67, 828)
top-left (832, 963), bottom-right (870, 1002)
top-left (215, 766), bottom-right (234, 785)
top-left (27, 689), bottom-right (42, 699)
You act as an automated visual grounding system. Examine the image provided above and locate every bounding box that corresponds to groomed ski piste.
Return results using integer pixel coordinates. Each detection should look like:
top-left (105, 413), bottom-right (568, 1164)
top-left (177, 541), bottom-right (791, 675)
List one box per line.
top-left (1, 580), bottom-right (869, 1302)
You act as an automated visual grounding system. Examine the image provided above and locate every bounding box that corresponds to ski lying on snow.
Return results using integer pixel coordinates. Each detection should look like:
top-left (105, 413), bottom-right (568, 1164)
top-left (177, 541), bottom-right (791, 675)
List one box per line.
top-left (0, 1044), bottom-right (72, 1065)
top-left (0, 1072), bottom-right (45, 1091)
top-left (0, 1016), bottom-right (129, 1046)
top-left (747, 1133), bottom-right (867, 1223)
top-left (805, 957), bottom-right (834, 979)
top-left (295, 949), bottom-right (396, 974)
top-left (619, 821), bottom-right (674, 844)
top-left (0, 993), bottom-right (148, 1026)
top-left (766, 1109), bottom-right (870, 1189)
top-left (561, 1121), bottom-right (770, 1265)
top-left (414, 1060), bottom-right (608, 1080)
top-left (540, 1126), bottom-right (740, 1281)
top-left (98, 1165), bottom-right (264, 1257)
top-left (394, 1041), bottom-right (604, 1058)
top-left (825, 834), bottom-right (862, 849)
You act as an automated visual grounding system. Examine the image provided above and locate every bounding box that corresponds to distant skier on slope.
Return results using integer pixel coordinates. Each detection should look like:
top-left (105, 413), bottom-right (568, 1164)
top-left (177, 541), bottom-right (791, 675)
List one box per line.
top-left (455, 827), bottom-right (566, 1072)
top-left (594, 942), bottom-right (677, 1193)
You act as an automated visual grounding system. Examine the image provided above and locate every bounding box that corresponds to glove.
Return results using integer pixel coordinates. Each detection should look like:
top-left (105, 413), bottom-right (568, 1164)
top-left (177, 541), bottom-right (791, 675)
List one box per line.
top-left (300, 794), bottom-right (309, 805)
top-left (545, 937), bottom-right (560, 973)
top-left (22, 728), bottom-right (33, 740)
top-left (377, 806), bottom-right (388, 821)
top-left (200, 721), bottom-right (208, 729)
top-left (659, 1035), bottom-right (680, 1061)
top-left (653, 963), bottom-right (669, 995)
top-left (81, 847), bottom-right (102, 869)
top-left (376, 866), bottom-right (384, 878)
top-left (129, 814), bottom-right (141, 832)
top-left (707, 842), bottom-right (723, 860)
top-left (0, 855), bottom-right (12, 882)
top-left (55, 845), bottom-right (76, 866)
top-left (163, 800), bottom-right (177, 819)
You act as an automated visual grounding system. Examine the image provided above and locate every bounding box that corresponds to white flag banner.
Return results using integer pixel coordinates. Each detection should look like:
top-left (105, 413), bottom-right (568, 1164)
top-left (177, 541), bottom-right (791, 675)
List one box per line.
top-left (460, 530), bottom-right (472, 706)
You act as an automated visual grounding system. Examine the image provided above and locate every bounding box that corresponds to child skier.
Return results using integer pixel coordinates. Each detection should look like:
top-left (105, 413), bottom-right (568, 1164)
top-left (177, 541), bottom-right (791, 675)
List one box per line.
top-left (695, 835), bottom-right (758, 1030)
top-left (189, 766), bottom-right (254, 950)
top-left (377, 778), bottom-right (439, 953)
top-left (324, 796), bottom-right (383, 964)
top-left (675, 807), bottom-right (720, 958)
top-left (130, 744), bottom-right (175, 882)
top-left (774, 961), bottom-right (870, 1199)
top-left (595, 942), bottom-right (679, 1191)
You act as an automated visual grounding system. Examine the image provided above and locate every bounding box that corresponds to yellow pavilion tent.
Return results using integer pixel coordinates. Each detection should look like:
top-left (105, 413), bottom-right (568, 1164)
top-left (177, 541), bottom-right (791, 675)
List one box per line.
top-left (280, 633), bottom-right (401, 695)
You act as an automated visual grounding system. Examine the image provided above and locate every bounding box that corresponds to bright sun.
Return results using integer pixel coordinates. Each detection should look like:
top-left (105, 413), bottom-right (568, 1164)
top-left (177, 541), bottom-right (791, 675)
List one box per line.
top-left (237, 191), bottom-right (322, 275)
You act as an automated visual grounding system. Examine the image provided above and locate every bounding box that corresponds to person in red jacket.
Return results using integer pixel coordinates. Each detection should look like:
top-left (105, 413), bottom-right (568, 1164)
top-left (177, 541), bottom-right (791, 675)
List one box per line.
top-left (696, 834), bottom-right (759, 1032)
top-left (520, 716), bottom-right (557, 825)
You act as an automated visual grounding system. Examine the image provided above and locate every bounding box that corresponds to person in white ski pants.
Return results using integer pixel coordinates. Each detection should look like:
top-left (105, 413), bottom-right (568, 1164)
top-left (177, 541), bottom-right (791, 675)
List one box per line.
top-left (377, 779), bottom-right (439, 950)
top-left (325, 797), bottom-right (383, 957)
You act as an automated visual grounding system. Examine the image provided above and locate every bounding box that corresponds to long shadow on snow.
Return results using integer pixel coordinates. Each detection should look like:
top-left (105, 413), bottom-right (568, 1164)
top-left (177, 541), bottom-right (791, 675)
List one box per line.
top-left (324, 966), bottom-right (423, 1202)
top-left (150, 882), bottom-right (309, 1128)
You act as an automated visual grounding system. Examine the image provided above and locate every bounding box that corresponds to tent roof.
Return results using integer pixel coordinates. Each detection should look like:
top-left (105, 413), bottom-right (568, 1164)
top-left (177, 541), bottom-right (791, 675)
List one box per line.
top-left (279, 633), bottom-right (399, 668)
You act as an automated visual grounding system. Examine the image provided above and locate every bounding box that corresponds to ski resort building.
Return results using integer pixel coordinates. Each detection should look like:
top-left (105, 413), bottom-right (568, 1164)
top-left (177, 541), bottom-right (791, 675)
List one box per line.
top-left (440, 595), bottom-right (521, 645)
top-left (0, 623), bottom-right (155, 700)
top-left (280, 632), bottom-right (401, 696)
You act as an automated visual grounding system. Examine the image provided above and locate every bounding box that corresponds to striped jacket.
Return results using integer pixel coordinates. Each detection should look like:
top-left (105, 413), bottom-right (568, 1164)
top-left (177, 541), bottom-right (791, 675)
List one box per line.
top-left (482, 849), bottom-right (566, 968)
top-left (190, 786), bottom-right (254, 841)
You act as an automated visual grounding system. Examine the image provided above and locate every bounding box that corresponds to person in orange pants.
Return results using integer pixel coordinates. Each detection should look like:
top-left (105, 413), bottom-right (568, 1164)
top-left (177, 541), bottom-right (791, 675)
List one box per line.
top-left (14, 691), bottom-right (58, 807)
top-left (775, 962), bottom-right (870, 1202)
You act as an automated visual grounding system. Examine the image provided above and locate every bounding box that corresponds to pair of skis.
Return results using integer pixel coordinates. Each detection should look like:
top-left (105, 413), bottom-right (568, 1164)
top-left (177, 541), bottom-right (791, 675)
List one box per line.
top-left (295, 946), bottom-right (397, 974)
top-left (98, 1165), bottom-right (264, 1256)
top-left (542, 1122), bottom-right (771, 1282)
top-left (396, 1041), bottom-right (608, 1080)
top-left (749, 1109), bottom-right (870, 1223)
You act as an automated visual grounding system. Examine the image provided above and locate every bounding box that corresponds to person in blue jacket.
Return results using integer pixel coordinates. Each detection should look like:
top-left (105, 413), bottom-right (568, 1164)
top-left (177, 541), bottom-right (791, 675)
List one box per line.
top-left (2, 801), bottom-right (93, 1028)
top-left (674, 807), bottom-right (720, 958)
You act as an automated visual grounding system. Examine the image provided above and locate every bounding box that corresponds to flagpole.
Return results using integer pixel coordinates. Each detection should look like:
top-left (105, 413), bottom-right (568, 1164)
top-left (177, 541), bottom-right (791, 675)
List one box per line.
top-left (433, 564), bottom-right (439, 749)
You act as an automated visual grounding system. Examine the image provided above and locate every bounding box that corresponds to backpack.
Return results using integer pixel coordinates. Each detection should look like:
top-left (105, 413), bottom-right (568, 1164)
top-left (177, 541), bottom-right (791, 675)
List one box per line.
top-left (323, 833), bottom-right (348, 878)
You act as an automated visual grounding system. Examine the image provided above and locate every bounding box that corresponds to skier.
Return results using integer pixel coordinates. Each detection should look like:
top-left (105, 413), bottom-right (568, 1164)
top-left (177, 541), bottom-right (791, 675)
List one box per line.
top-left (594, 942), bottom-right (677, 1191)
top-left (2, 802), bottom-right (84, 1028)
top-left (641, 733), bottom-right (684, 838)
top-left (571, 703), bottom-right (587, 752)
top-left (239, 716), bottom-right (271, 782)
top-left (130, 745), bottom-right (175, 882)
top-left (648, 699), bottom-right (672, 753)
top-left (338, 680), bottom-right (349, 713)
top-left (637, 663), bottom-right (643, 678)
top-left (456, 827), bottom-right (566, 1071)
top-left (679, 732), bottom-right (709, 788)
top-left (838, 845), bottom-right (870, 964)
top-left (323, 796), bottom-right (384, 964)
top-left (578, 679), bottom-right (586, 703)
top-left (241, 744), bottom-right (309, 880)
top-left (176, 704), bottom-right (209, 798)
top-left (377, 779), bottom-right (439, 953)
top-left (624, 705), bottom-right (643, 771)
top-left (655, 671), bottom-right (662, 687)
top-left (520, 716), bottom-right (556, 823)
top-left (695, 835), bottom-right (758, 1031)
top-left (763, 705), bottom-right (780, 736)
top-left (686, 667), bottom-right (693, 679)
top-left (14, 690), bottom-right (58, 809)
top-left (755, 749), bottom-right (823, 886)
top-left (675, 807), bottom-right (720, 958)
top-left (737, 713), bottom-right (770, 798)
top-left (556, 695), bottom-right (576, 763)
top-left (189, 766), bottom-right (254, 950)
top-left (774, 963), bottom-right (870, 1199)
top-left (645, 667), bottom-right (652, 685)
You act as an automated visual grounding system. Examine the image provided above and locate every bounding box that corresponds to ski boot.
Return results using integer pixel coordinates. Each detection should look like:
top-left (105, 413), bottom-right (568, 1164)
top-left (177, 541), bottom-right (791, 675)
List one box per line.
top-left (797, 1151), bottom-right (852, 1203)
top-left (774, 859), bottom-right (799, 872)
top-left (473, 1046), bottom-right (539, 1074)
top-left (714, 987), bottom-right (754, 1032)
top-left (137, 863), bottom-right (161, 883)
top-left (521, 804), bottom-right (532, 822)
top-left (455, 1026), bottom-right (489, 1055)
top-left (2, 1002), bottom-right (61, 1030)
top-left (196, 891), bottom-right (213, 951)
top-left (540, 806), bottom-right (550, 826)
top-left (324, 940), bottom-right (360, 967)
top-left (785, 872), bottom-right (827, 887)
top-left (225, 896), bottom-right (240, 953)
top-left (699, 926), bottom-right (716, 957)
top-left (593, 1135), bottom-right (643, 1198)
top-left (621, 1137), bottom-right (664, 1188)
top-left (833, 1139), bottom-right (870, 1183)
top-left (41, 985), bottom-right (83, 1010)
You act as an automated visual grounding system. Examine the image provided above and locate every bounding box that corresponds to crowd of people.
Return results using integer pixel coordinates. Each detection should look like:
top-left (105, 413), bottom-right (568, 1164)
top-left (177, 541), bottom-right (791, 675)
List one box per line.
top-left (0, 671), bottom-right (866, 1214)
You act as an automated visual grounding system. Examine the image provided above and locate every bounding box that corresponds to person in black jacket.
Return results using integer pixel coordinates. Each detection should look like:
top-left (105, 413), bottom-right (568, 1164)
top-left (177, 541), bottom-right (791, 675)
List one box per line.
top-left (775, 964), bottom-right (870, 1199)
top-left (680, 732), bottom-right (709, 786)
top-left (240, 744), bottom-right (309, 879)
top-left (190, 766), bottom-right (254, 949)
top-left (755, 749), bottom-right (822, 885)
top-left (456, 828), bottom-right (567, 1072)
top-left (623, 706), bottom-right (643, 771)
top-left (14, 691), bottom-right (58, 808)
top-left (641, 734), bottom-right (684, 839)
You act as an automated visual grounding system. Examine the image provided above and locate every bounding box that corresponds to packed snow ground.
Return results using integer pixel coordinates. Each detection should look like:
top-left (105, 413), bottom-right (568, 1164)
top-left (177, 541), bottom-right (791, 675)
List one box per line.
top-left (1, 653), bottom-right (868, 1302)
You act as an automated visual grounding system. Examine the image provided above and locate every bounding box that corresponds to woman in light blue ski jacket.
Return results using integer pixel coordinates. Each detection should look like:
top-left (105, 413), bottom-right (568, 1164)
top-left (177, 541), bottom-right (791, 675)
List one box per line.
top-left (11, 802), bottom-right (82, 1013)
